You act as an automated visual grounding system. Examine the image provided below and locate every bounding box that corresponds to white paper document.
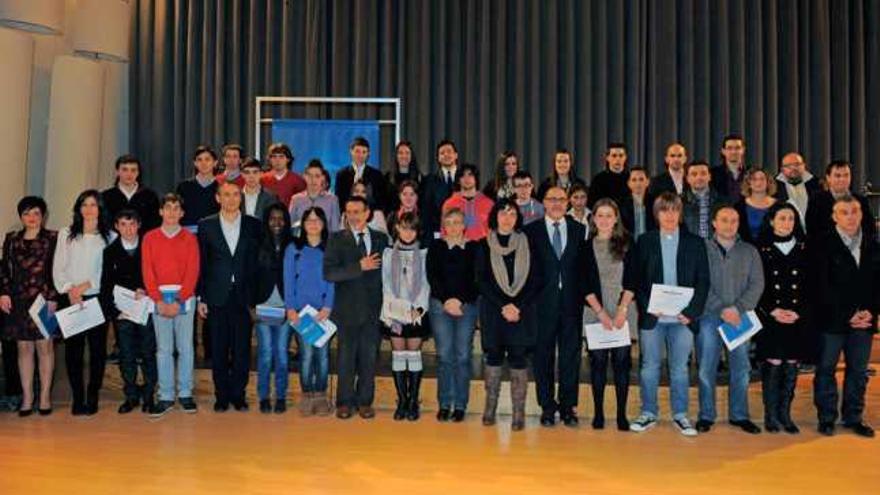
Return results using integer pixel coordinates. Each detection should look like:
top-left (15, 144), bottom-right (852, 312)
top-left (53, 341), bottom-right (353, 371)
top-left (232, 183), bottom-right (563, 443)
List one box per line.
top-left (717, 310), bottom-right (764, 351)
top-left (55, 298), bottom-right (106, 339)
top-left (646, 284), bottom-right (694, 316)
top-left (584, 321), bottom-right (631, 350)
top-left (113, 286), bottom-right (153, 325)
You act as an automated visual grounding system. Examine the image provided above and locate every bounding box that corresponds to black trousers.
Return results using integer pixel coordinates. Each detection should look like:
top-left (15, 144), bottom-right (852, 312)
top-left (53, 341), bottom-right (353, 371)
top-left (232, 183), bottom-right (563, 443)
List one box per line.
top-left (533, 312), bottom-right (582, 413)
top-left (115, 319), bottom-right (158, 401)
top-left (1, 337), bottom-right (22, 396)
top-left (336, 320), bottom-right (380, 408)
top-left (65, 323), bottom-right (109, 406)
top-left (209, 301), bottom-right (252, 404)
top-left (485, 345), bottom-right (530, 369)
top-left (813, 331), bottom-right (873, 424)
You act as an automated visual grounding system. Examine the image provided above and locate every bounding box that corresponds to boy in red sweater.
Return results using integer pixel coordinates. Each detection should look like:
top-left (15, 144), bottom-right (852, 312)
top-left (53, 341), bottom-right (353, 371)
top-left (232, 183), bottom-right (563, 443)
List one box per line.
top-left (141, 193), bottom-right (200, 417)
top-left (261, 142), bottom-right (306, 206)
top-left (442, 164), bottom-right (494, 241)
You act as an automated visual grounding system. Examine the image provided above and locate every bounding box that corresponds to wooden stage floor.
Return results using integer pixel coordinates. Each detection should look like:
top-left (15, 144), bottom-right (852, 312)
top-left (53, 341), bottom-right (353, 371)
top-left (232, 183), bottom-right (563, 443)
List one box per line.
top-left (0, 370), bottom-right (878, 495)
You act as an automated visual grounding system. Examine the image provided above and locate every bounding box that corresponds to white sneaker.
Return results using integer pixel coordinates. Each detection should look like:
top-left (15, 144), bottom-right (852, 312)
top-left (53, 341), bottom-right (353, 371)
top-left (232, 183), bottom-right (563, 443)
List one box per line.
top-left (673, 417), bottom-right (698, 436)
top-left (629, 413), bottom-right (657, 432)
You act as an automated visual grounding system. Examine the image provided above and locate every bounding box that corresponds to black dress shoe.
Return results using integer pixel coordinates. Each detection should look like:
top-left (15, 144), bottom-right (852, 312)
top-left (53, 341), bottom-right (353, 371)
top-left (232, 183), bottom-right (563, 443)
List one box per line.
top-left (616, 417), bottom-right (630, 431)
top-left (213, 401), bottom-right (229, 413)
top-left (259, 399), bottom-right (272, 414)
top-left (38, 407), bottom-right (53, 416)
top-left (591, 415), bottom-right (605, 430)
top-left (818, 422), bottom-right (835, 436)
top-left (85, 403), bottom-right (98, 416)
top-left (274, 399), bottom-right (286, 414)
top-left (696, 419), bottom-right (713, 432)
top-left (71, 402), bottom-right (87, 416)
top-left (232, 400), bottom-right (249, 412)
top-left (843, 422), bottom-right (875, 438)
top-left (540, 411), bottom-right (556, 427)
top-left (118, 400), bottom-right (138, 414)
top-left (729, 419), bottom-right (762, 434)
top-left (18, 408), bottom-right (33, 418)
top-left (561, 412), bottom-right (579, 428)
top-left (436, 408), bottom-right (451, 422)
top-left (451, 409), bottom-right (466, 422)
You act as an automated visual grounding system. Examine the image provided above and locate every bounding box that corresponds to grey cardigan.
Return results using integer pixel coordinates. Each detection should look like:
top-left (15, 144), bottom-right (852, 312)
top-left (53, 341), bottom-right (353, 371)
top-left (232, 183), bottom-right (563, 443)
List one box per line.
top-left (702, 238), bottom-right (765, 318)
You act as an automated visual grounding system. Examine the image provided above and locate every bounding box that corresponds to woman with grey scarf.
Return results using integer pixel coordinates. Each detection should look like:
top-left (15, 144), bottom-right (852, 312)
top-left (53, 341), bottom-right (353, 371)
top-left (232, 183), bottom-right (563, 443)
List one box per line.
top-left (476, 199), bottom-right (542, 431)
top-left (380, 212), bottom-right (430, 421)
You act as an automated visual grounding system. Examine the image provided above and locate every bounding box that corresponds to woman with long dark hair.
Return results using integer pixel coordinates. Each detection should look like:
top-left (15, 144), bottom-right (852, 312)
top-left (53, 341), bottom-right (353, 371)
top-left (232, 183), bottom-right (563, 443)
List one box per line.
top-left (754, 202), bottom-right (811, 434)
top-left (284, 207), bottom-right (335, 416)
top-left (254, 204), bottom-right (294, 414)
top-left (537, 149), bottom-right (587, 201)
top-left (482, 151), bottom-right (520, 201)
top-left (583, 198), bottom-right (637, 431)
top-left (0, 197), bottom-right (59, 416)
top-left (53, 189), bottom-right (114, 415)
top-left (387, 180), bottom-right (426, 242)
top-left (385, 141), bottom-right (423, 212)
top-left (476, 199), bottom-right (541, 431)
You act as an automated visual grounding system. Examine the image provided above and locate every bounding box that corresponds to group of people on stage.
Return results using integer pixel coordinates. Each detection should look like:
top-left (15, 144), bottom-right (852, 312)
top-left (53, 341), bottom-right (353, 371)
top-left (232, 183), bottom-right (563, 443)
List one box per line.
top-left (0, 134), bottom-right (877, 438)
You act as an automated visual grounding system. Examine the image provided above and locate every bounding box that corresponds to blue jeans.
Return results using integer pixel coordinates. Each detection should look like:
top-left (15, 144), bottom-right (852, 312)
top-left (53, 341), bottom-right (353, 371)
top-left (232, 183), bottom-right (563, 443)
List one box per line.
top-left (639, 322), bottom-right (693, 419)
top-left (256, 323), bottom-right (292, 401)
top-left (429, 298), bottom-right (478, 410)
top-left (696, 315), bottom-right (751, 422)
top-left (153, 309), bottom-right (195, 402)
top-left (298, 334), bottom-right (330, 393)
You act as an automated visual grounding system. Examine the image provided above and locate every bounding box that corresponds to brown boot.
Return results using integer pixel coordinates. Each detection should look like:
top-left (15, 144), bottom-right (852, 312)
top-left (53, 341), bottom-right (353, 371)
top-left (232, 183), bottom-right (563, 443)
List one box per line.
top-left (313, 392), bottom-right (331, 416)
top-left (510, 368), bottom-right (529, 431)
top-left (299, 392), bottom-right (314, 417)
top-left (482, 365), bottom-right (503, 426)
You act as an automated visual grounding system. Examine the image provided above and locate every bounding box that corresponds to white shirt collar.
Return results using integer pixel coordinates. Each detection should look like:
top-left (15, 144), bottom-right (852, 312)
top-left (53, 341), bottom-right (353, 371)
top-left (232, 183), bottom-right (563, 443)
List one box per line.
top-left (118, 183), bottom-right (138, 200)
top-left (121, 237), bottom-right (139, 250)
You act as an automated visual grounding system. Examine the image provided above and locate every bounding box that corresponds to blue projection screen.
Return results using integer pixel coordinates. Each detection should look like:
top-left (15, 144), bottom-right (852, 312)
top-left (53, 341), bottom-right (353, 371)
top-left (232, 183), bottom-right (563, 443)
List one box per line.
top-left (270, 119), bottom-right (381, 188)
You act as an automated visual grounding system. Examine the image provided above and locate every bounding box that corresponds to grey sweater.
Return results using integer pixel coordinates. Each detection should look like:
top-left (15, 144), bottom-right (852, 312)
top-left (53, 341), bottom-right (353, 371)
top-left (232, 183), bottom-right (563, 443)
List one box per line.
top-left (702, 238), bottom-right (765, 318)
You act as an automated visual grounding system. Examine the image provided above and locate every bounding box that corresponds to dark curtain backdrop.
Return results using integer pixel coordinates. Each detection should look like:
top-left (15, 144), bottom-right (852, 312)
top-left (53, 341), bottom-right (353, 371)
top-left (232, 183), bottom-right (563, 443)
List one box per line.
top-left (131, 0), bottom-right (880, 196)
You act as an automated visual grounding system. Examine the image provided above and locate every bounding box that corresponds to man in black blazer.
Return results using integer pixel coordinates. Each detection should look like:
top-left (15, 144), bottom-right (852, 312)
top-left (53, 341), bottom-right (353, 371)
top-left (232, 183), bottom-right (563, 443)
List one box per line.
top-left (323, 196), bottom-right (390, 420)
top-left (197, 181), bottom-right (262, 412)
top-left (525, 186), bottom-right (588, 427)
top-left (774, 152), bottom-right (821, 222)
top-left (805, 160), bottom-right (876, 241)
top-left (419, 139), bottom-right (459, 240)
top-left (239, 157), bottom-right (280, 219)
top-left (649, 143), bottom-right (688, 198)
top-left (710, 134), bottom-right (746, 202)
top-left (619, 166), bottom-right (657, 239)
top-left (335, 136), bottom-right (389, 214)
top-left (811, 196), bottom-right (879, 438)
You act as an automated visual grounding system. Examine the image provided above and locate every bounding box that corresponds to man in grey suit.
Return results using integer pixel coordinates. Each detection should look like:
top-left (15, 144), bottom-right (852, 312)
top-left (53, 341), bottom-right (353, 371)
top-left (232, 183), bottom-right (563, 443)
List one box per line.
top-left (324, 196), bottom-right (389, 419)
top-left (240, 157), bottom-right (280, 219)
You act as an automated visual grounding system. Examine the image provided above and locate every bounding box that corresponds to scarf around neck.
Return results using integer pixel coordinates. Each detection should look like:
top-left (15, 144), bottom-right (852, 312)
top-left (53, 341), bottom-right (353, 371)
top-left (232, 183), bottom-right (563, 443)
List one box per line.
top-left (390, 240), bottom-right (424, 301)
top-left (486, 231), bottom-right (530, 297)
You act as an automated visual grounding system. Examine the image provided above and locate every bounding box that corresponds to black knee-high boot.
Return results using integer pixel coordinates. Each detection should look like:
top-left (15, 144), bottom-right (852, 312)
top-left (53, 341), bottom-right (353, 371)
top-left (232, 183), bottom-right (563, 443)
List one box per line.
top-left (407, 370), bottom-right (423, 421)
top-left (392, 371), bottom-right (408, 421)
top-left (779, 363), bottom-right (800, 434)
top-left (761, 362), bottom-right (782, 433)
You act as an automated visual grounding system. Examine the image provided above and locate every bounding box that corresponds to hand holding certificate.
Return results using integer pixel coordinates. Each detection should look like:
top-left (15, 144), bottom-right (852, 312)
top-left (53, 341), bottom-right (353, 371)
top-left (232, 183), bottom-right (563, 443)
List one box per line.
top-left (55, 298), bottom-right (105, 339)
top-left (29, 294), bottom-right (59, 339)
top-left (718, 310), bottom-right (763, 351)
top-left (113, 286), bottom-right (153, 325)
top-left (646, 284), bottom-right (694, 317)
top-left (584, 321), bottom-right (631, 350)
top-left (291, 305), bottom-right (337, 348)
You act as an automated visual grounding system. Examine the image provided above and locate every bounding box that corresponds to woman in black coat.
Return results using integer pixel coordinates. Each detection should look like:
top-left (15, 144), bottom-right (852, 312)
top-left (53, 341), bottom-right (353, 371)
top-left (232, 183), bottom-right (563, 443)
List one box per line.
top-left (476, 199), bottom-right (541, 431)
top-left (754, 202), bottom-right (813, 434)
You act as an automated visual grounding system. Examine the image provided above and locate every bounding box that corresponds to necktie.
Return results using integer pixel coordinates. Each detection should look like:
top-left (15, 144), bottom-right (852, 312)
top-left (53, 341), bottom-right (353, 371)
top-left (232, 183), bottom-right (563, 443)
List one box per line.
top-left (553, 222), bottom-right (563, 258)
top-left (357, 232), bottom-right (367, 256)
top-left (445, 171), bottom-right (452, 187)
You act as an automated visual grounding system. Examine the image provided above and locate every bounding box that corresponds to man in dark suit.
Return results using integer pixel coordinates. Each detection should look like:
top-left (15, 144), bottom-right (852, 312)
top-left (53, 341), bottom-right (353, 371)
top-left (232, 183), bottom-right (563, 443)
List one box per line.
top-left (197, 181), bottom-right (262, 412)
top-left (419, 139), bottom-right (459, 240)
top-left (323, 196), bottom-right (390, 419)
top-left (774, 152), bottom-right (821, 223)
top-left (649, 143), bottom-right (688, 198)
top-left (812, 195), bottom-right (879, 438)
top-left (620, 166), bottom-right (657, 239)
top-left (525, 186), bottom-right (588, 427)
top-left (239, 157), bottom-right (280, 219)
top-left (335, 136), bottom-right (389, 214)
top-left (710, 134), bottom-right (746, 202)
top-left (805, 160), bottom-right (876, 241)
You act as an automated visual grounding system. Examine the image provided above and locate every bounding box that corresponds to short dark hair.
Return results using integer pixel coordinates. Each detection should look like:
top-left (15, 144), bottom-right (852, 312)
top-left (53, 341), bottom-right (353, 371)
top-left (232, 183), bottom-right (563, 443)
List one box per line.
top-left (222, 144), bottom-right (244, 156)
top-left (115, 154), bottom-right (140, 170)
top-left (487, 198), bottom-right (523, 231)
top-left (568, 183), bottom-right (588, 198)
top-left (17, 196), bottom-right (47, 217)
top-left (345, 195), bottom-right (370, 210)
top-left (267, 143), bottom-right (294, 161)
top-left (628, 165), bottom-right (648, 177)
top-left (350, 136), bottom-right (370, 150)
top-left (305, 158), bottom-right (324, 172)
top-left (685, 160), bottom-right (711, 175)
top-left (436, 139), bottom-right (457, 155)
top-left (455, 163), bottom-right (481, 189)
top-left (114, 208), bottom-right (141, 224)
top-left (710, 202), bottom-right (737, 221)
top-left (192, 145), bottom-right (218, 161)
top-left (825, 160), bottom-right (851, 176)
top-left (393, 211), bottom-right (421, 239)
top-left (832, 194), bottom-right (860, 209)
top-left (606, 142), bottom-right (627, 153)
top-left (722, 134), bottom-right (744, 148)
top-left (512, 170), bottom-right (532, 183)
top-left (160, 192), bottom-right (183, 208)
top-left (241, 157), bottom-right (262, 171)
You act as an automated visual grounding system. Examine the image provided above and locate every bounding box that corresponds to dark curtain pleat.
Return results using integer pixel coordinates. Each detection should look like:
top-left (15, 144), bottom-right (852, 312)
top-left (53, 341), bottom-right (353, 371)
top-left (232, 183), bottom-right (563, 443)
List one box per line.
top-left (131, 0), bottom-right (880, 197)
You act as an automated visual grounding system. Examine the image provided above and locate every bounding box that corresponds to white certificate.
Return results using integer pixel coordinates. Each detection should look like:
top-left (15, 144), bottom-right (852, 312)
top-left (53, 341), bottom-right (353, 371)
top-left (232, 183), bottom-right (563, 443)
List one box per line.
top-left (383, 297), bottom-right (422, 325)
top-left (55, 298), bottom-right (106, 339)
top-left (113, 286), bottom-right (153, 325)
top-left (646, 284), bottom-right (694, 316)
top-left (584, 321), bottom-right (631, 350)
